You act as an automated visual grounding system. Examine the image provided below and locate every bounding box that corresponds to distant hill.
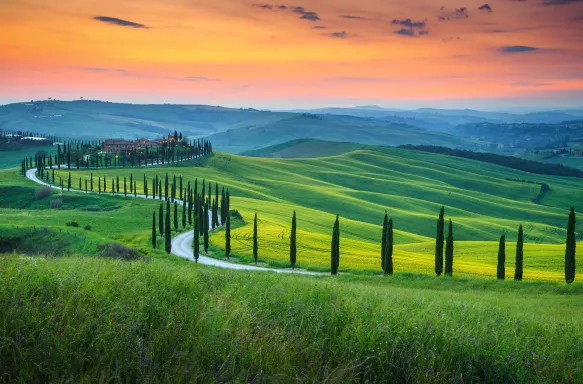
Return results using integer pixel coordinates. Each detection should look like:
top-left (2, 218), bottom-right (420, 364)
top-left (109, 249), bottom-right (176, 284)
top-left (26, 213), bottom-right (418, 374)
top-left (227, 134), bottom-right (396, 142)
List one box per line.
top-left (241, 139), bottom-right (367, 158)
top-left (0, 100), bottom-right (287, 139)
top-left (208, 114), bottom-right (475, 153)
top-left (284, 106), bottom-right (583, 132)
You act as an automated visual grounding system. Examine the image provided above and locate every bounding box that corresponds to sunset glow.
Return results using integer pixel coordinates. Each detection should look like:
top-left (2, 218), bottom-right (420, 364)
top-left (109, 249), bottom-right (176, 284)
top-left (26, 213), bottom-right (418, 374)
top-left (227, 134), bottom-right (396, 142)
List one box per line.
top-left (1, 0), bottom-right (583, 109)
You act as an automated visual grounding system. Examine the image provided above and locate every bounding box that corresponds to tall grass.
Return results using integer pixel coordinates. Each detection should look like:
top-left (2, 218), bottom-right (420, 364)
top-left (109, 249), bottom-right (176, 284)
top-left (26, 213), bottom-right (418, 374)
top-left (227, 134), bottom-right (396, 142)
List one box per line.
top-left (1, 255), bottom-right (582, 383)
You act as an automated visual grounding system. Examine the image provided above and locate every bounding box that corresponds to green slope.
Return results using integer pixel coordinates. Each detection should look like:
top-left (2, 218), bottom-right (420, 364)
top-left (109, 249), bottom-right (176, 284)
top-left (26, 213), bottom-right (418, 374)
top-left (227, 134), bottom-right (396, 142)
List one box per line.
top-left (241, 139), bottom-right (367, 158)
top-left (208, 114), bottom-right (475, 153)
top-left (46, 147), bottom-right (583, 279)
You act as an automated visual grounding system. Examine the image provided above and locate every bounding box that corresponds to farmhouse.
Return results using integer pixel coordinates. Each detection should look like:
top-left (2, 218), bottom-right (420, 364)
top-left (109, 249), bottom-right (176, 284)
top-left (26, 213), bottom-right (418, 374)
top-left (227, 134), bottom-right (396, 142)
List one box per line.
top-left (102, 139), bottom-right (136, 153)
top-left (102, 138), bottom-right (162, 153)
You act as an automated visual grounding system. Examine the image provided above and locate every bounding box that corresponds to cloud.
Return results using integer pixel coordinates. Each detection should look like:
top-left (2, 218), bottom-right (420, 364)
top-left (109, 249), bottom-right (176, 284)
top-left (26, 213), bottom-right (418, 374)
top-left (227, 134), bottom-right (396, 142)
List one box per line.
top-left (513, 81), bottom-right (554, 87)
top-left (183, 76), bottom-right (221, 82)
top-left (478, 4), bottom-right (493, 12)
top-left (392, 18), bottom-right (426, 28)
top-left (438, 7), bottom-right (469, 21)
top-left (300, 12), bottom-right (320, 21)
top-left (93, 16), bottom-right (148, 29)
top-left (392, 18), bottom-right (428, 37)
top-left (500, 45), bottom-right (539, 53)
top-left (542, 0), bottom-right (583, 5)
top-left (341, 15), bottom-right (363, 19)
top-left (312, 25), bottom-right (327, 29)
top-left (78, 67), bottom-right (219, 82)
top-left (322, 31), bottom-right (351, 39)
top-left (252, 4), bottom-right (320, 22)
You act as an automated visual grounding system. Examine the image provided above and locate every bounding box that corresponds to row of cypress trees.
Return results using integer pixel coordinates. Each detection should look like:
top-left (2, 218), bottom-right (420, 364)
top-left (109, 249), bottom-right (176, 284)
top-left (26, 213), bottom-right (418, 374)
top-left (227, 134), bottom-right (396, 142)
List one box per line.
top-left (21, 138), bottom-right (213, 176)
top-left (149, 177), bottom-right (231, 256)
top-left (240, 206), bottom-right (576, 281)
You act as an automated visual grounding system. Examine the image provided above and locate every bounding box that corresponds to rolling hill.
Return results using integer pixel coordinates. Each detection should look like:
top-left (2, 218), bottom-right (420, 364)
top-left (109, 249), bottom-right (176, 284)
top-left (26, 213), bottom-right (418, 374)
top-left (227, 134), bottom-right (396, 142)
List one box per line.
top-left (45, 147), bottom-right (582, 279)
top-left (208, 114), bottom-right (475, 153)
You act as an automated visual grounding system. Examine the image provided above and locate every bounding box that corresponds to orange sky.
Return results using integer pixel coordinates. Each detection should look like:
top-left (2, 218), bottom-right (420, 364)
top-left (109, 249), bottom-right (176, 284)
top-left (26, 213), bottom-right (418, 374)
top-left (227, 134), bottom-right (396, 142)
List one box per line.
top-left (1, 0), bottom-right (583, 109)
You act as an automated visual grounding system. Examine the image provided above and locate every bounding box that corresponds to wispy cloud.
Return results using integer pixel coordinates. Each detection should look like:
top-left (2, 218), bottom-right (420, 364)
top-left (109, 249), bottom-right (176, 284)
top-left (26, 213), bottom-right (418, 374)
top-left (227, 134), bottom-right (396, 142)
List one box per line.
top-left (513, 81), bottom-right (554, 87)
top-left (322, 31), bottom-right (352, 39)
top-left (438, 7), bottom-right (469, 21)
top-left (478, 4), bottom-right (493, 13)
top-left (542, 0), bottom-right (583, 5)
top-left (78, 67), bottom-right (219, 82)
top-left (93, 16), bottom-right (148, 29)
top-left (253, 4), bottom-right (321, 22)
top-left (392, 18), bottom-right (428, 37)
top-left (340, 15), bottom-right (363, 19)
top-left (500, 45), bottom-right (539, 53)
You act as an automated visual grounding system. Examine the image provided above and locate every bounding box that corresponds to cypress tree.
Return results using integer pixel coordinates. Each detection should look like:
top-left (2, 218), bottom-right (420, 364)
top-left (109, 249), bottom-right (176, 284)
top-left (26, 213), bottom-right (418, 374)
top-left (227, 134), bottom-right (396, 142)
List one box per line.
top-left (331, 215), bottom-right (340, 275)
top-left (226, 210), bottom-right (231, 258)
top-left (290, 211), bottom-right (297, 269)
top-left (514, 224), bottom-right (524, 281)
top-left (174, 202), bottom-right (178, 232)
top-left (253, 213), bottom-right (258, 264)
top-left (182, 199), bottom-right (187, 228)
top-left (193, 212), bottom-right (199, 262)
top-left (565, 207), bottom-right (576, 284)
top-left (204, 202), bottom-right (209, 253)
top-left (497, 235), bottom-right (506, 280)
top-left (159, 203), bottom-right (164, 235)
top-left (172, 175), bottom-right (176, 201)
top-left (67, 172), bottom-right (71, 191)
top-left (152, 212), bottom-right (157, 248)
top-left (159, 180), bottom-right (162, 200)
top-left (130, 174), bottom-right (133, 193)
top-left (116, 176), bottom-right (119, 193)
top-left (134, 181), bottom-right (137, 197)
top-left (444, 219), bottom-right (454, 276)
top-left (435, 206), bottom-right (445, 276)
top-left (104, 176), bottom-right (107, 193)
top-left (165, 200), bottom-right (172, 254)
top-left (179, 176), bottom-right (183, 200)
top-left (144, 177), bottom-right (148, 198)
top-left (384, 218), bottom-right (394, 275)
top-left (165, 173), bottom-right (169, 200)
top-left (98, 177), bottom-right (101, 194)
top-left (90, 173), bottom-right (93, 191)
top-left (381, 213), bottom-right (388, 270)
top-left (124, 177), bottom-right (127, 196)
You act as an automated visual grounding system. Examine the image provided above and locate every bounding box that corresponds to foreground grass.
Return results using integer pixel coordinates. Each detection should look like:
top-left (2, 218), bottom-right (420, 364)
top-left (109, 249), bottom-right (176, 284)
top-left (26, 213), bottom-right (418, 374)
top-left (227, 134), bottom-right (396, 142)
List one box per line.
top-left (1, 255), bottom-right (582, 383)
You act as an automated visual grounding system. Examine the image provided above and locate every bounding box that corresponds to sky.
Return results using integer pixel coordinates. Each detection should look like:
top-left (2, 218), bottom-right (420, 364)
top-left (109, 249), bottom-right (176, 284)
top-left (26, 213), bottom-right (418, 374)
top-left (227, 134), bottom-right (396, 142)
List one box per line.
top-left (1, 0), bottom-right (583, 110)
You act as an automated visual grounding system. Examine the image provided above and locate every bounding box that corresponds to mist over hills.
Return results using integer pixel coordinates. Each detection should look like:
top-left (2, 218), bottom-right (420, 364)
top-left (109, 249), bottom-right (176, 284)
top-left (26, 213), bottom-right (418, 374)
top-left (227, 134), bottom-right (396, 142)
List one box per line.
top-left (1, 100), bottom-right (582, 154)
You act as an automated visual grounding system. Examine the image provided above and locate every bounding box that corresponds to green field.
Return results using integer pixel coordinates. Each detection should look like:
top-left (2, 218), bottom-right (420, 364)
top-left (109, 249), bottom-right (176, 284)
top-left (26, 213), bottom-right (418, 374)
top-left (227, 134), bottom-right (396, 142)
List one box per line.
top-left (2, 144), bottom-right (583, 382)
top-left (41, 146), bottom-right (583, 280)
top-left (0, 146), bottom-right (56, 169)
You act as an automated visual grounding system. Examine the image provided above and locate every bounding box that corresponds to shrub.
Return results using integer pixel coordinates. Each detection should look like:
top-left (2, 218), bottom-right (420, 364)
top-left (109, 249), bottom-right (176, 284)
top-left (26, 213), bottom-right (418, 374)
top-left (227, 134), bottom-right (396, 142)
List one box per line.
top-left (50, 199), bottom-right (63, 209)
top-left (65, 221), bottom-right (79, 228)
top-left (97, 243), bottom-right (142, 261)
top-left (35, 186), bottom-right (52, 200)
top-left (84, 225), bottom-right (92, 231)
top-left (230, 209), bottom-right (243, 220)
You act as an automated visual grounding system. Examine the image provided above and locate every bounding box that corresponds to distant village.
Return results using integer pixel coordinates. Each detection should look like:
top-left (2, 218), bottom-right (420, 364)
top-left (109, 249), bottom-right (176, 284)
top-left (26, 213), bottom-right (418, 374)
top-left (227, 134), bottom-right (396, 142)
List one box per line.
top-left (101, 133), bottom-right (181, 153)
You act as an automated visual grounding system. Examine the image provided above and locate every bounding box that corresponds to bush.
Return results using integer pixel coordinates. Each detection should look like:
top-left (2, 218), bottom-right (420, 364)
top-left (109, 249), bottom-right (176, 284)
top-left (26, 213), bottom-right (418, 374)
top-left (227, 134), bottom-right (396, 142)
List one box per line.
top-left (35, 186), bottom-right (52, 200)
top-left (50, 199), bottom-right (63, 209)
top-left (65, 221), bottom-right (79, 228)
top-left (83, 225), bottom-right (92, 231)
top-left (97, 243), bottom-right (142, 261)
top-left (230, 209), bottom-right (243, 220)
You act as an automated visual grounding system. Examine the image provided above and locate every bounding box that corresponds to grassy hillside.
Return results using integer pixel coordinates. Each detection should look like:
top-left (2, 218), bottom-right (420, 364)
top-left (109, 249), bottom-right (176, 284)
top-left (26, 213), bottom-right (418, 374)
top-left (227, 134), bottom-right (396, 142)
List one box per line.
top-left (0, 146), bottom-right (57, 169)
top-left (209, 114), bottom-right (475, 154)
top-left (47, 148), bottom-right (583, 280)
top-left (241, 138), bottom-right (367, 158)
top-left (1, 254), bottom-right (582, 383)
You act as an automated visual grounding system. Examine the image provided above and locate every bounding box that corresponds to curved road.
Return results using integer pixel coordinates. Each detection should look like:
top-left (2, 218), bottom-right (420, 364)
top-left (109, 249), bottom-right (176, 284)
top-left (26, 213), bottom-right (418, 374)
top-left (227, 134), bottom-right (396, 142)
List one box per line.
top-left (26, 167), bottom-right (323, 275)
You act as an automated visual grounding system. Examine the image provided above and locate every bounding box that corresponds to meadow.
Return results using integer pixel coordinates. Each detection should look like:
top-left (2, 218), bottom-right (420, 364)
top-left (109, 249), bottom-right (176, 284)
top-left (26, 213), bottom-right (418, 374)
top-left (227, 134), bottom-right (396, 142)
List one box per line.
top-left (1, 254), bottom-right (582, 383)
top-left (2, 145), bottom-right (583, 382)
top-left (44, 147), bottom-right (583, 280)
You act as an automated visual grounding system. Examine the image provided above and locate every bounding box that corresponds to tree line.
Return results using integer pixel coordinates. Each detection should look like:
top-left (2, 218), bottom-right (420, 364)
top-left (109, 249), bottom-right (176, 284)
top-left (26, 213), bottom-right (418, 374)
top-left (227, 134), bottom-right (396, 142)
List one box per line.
top-left (150, 177), bottom-right (231, 259)
top-left (21, 138), bottom-right (213, 175)
top-left (238, 206), bottom-right (576, 283)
